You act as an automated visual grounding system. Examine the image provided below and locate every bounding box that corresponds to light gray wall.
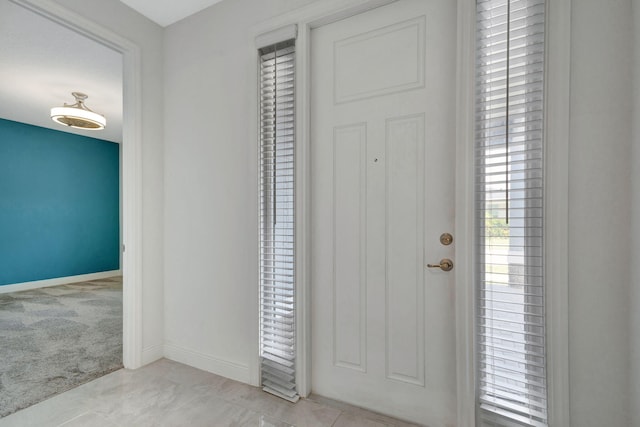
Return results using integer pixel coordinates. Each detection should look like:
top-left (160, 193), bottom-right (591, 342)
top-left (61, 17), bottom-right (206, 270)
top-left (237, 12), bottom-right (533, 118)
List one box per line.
top-left (163, 0), bottom-right (317, 381)
top-left (569, 0), bottom-right (633, 426)
top-left (632, 1), bottom-right (640, 426)
top-left (51, 0), bottom-right (166, 362)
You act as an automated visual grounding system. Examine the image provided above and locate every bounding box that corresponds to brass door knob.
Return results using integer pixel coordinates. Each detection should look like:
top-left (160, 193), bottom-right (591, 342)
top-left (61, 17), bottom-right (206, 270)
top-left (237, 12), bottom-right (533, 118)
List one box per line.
top-left (426, 259), bottom-right (454, 272)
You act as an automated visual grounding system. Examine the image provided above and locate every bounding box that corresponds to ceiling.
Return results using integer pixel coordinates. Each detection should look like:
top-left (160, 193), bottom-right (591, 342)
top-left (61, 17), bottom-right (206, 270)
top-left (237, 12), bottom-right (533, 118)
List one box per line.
top-left (119, 0), bottom-right (226, 27)
top-left (0, 0), bottom-right (227, 144)
top-left (0, 2), bottom-right (123, 143)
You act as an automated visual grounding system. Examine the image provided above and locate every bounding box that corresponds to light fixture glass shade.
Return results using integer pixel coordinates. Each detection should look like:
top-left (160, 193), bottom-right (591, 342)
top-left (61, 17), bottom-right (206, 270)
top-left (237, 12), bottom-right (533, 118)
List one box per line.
top-left (50, 92), bottom-right (106, 130)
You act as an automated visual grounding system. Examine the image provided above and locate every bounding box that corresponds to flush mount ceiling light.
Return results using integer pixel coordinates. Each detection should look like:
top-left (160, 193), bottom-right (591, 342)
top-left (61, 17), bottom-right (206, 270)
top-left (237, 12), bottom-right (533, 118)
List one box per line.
top-left (50, 92), bottom-right (106, 130)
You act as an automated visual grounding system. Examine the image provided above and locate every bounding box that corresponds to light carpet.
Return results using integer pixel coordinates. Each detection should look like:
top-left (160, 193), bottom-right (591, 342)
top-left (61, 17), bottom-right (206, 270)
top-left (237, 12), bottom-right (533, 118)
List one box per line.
top-left (0, 277), bottom-right (123, 418)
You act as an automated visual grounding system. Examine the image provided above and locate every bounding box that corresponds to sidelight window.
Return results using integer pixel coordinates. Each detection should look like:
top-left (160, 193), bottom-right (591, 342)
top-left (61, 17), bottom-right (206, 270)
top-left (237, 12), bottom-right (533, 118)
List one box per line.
top-left (258, 37), bottom-right (298, 402)
top-left (475, 0), bottom-right (547, 425)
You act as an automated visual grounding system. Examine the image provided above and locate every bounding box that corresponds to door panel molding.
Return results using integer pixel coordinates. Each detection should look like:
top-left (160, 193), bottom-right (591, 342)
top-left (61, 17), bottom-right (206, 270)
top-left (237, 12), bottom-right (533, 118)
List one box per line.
top-left (384, 113), bottom-right (425, 387)
top-left (332, 123), bottom-right (368, 372)
top-left (333, 16), bottom-right (426, 104)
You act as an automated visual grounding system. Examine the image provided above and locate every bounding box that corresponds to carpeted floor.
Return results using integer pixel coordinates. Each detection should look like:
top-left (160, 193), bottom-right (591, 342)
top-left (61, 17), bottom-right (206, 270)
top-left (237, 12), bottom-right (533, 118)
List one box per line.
top-left (0, 276), bottom-right (123, 418)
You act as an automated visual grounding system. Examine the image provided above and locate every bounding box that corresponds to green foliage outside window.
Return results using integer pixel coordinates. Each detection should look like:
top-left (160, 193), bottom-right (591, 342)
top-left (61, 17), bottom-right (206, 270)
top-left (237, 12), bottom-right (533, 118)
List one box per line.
top-left (485, 209), bottom-right (509, 238)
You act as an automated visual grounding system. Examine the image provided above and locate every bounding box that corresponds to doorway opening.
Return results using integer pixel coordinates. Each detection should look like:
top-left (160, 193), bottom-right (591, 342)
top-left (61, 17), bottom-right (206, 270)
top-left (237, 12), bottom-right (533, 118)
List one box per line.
top-left (0, 0), bottom-right (143, 415)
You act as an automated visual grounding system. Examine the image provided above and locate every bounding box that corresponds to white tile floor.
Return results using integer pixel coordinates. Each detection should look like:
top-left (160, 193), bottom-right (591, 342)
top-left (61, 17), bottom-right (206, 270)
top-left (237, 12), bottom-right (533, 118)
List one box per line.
top-left (0, 359), bottom-right (423, 427)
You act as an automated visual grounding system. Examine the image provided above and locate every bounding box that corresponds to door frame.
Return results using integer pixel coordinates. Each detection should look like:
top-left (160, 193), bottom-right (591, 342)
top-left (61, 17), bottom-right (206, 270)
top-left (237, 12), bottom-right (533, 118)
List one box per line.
top-left (249, 0), bottom-right (571, 427)
top-left (12, 0), bottom-right (144, 369)
top-left (252, 0), bottom-right (472, 399)
top-left (253, 0), bottom-right (570, 425)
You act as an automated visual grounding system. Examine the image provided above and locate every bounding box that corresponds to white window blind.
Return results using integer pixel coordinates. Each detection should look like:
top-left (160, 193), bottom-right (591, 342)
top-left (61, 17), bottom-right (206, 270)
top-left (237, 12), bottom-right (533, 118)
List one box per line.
top-left (259, 39), bottom-right (298, 403)
top-left (475, 1), bottom-right (547, 426)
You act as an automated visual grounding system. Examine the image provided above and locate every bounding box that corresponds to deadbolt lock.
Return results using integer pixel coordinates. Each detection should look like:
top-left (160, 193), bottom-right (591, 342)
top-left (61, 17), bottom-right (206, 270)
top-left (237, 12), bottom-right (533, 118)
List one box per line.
top-left (440, 233), bottom-right (453, 246)
top-left (427, 258), bottom-right (454, 272)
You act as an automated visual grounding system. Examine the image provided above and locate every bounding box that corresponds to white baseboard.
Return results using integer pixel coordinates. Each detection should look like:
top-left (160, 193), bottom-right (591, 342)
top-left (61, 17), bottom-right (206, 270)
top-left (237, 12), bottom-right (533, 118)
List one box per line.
top-left (0, 270), bottom-right (122, 294)
top-left (141, 344), bottom-right (165, 365)
top-left (164, 342), bottom-right (250, 384)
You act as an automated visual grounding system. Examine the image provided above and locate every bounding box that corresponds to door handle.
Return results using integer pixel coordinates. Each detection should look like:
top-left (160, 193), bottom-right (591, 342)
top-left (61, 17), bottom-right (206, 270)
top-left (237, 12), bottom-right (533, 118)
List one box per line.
top-left (426, 259), bottom-right (454, 272)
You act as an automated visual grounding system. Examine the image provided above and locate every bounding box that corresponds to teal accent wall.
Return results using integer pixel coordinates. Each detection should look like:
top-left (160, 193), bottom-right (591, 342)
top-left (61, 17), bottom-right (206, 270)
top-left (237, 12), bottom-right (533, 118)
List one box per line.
top-left (0, 118), bottom-right (120, 286)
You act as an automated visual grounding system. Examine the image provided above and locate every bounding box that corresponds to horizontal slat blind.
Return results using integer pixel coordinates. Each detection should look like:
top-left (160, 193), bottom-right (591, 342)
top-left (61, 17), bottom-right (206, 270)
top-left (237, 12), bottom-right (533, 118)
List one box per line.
top-left (475, 1), bottom-right (547, 426)
top-left (259, 39), bottom-right (298, 403)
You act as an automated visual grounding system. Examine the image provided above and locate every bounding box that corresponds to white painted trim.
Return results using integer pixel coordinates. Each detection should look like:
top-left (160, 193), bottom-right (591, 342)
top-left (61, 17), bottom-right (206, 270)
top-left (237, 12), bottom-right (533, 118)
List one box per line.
top-left (121, 27), bottom-right (145, 372)
top-left (141, 344), bottom-right (165, 366)
top-left (255, 24), bottom-right (298, 49)
top-left (251, 0), bottom-right (398, 38)
top-left (164, 342), bottom-right (250, 384)
top-left (295, 19), bottom-right (311, 398)
top-left (454, 1), bottom-right (477, 426)
top-left (249, 47), bottom-right (260, 389)
top-left (249, 43), bottom-right (261, 388)
top-left (0, 270), bottom-right (122, 294)
top-left (11, 0), bottom-right (144, 370)
top-left (544, 0), bottom-right (572, 425)
top-left (250, 0), bottom-right (397, 400)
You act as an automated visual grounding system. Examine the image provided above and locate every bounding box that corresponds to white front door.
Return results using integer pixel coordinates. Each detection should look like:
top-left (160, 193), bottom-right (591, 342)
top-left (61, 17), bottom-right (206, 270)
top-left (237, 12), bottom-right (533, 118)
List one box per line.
top-left (310, 1), bottom-right (457, 425)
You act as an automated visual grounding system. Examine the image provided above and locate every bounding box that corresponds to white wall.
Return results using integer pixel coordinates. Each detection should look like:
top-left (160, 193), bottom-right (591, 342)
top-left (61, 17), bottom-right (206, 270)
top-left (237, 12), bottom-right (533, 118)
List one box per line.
top-left (569, 0), bottom-right (633, 426)
top-left (51, 0), bottom-right (166, 363)
top-left (631, 1), bottom-right (640, 426)
top-left (163, 0), bottom-right (317, 382)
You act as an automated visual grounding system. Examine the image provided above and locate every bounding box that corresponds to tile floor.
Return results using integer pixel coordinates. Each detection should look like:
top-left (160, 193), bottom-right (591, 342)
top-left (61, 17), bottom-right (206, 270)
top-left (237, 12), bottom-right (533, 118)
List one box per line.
top-left (0, 359), bottom-right (423, 427)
